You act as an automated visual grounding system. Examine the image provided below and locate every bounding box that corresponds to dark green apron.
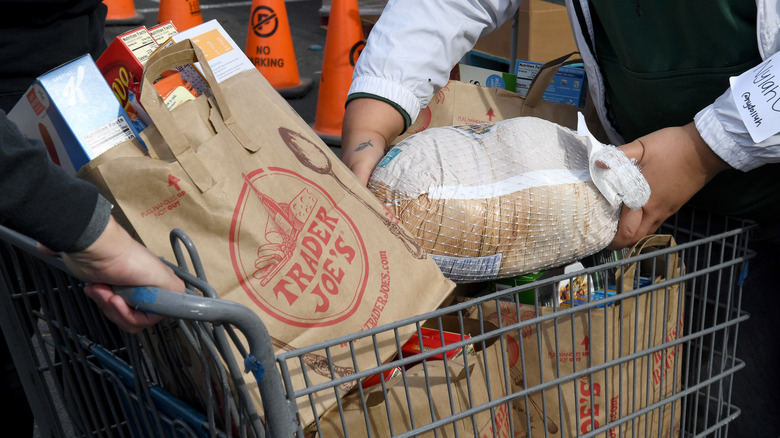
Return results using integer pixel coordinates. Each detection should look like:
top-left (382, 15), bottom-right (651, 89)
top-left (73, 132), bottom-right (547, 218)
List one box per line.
top-left (589, 0), bottom-right (780, 221)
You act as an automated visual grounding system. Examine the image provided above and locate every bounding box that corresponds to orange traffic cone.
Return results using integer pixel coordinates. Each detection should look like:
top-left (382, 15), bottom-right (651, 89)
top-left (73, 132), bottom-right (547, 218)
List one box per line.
top-left (311, 0), bottom-right (365, 145)
top-left (245, 0), bottom-right (312, 98)
top-left (103, 0), bottom-right (144, 25)
top-left (158, 0), bottom-right (203, 31)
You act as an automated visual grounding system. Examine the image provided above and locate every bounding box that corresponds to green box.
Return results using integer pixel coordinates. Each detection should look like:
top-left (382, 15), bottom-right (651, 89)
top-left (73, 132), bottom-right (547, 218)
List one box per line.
top-left (489, 271), bottom-right (546, 304)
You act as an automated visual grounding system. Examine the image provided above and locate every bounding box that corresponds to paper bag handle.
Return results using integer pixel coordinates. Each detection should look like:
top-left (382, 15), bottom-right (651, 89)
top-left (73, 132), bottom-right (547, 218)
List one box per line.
top-left (617, 234), bottom-right (680, 293)
top-left (139, 40), bottom-right (228, 192)
top-left (627, 234), bottom-right (676, 257)
top-left (523, 51), bottom-right (581, 111)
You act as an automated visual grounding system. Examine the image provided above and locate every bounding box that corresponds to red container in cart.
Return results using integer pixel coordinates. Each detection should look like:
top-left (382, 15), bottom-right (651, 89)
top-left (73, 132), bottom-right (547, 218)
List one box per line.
top-left (360, 366), bottom-right (402, 389)
top-left (362, 317), bottom-right (475, 388)
top-left (400, 326), bottom-right (473, 362)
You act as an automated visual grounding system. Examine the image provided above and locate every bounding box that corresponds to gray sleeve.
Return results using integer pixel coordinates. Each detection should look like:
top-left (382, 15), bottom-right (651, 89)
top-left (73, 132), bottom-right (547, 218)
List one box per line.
top-left (67, 194), bottom-right (113, 253)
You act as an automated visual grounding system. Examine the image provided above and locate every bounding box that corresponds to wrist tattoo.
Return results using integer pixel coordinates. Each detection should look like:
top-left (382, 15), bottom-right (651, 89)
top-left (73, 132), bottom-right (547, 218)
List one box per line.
top-left (354, 140), bottom-right (373, 152)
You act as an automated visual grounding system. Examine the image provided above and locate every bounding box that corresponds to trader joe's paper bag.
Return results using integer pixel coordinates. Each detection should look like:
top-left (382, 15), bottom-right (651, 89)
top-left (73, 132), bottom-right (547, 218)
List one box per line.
top-left (78, 39), bottom-right (455, 428)
top-left (471, 235), bottom-right (682, 437)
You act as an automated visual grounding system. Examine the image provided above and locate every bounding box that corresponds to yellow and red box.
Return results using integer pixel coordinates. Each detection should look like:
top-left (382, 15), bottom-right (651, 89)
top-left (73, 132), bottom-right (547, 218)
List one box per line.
top-left (96, 22), bottom-right (179, 130)
top-left (148, 21), bottom-right (178, 45)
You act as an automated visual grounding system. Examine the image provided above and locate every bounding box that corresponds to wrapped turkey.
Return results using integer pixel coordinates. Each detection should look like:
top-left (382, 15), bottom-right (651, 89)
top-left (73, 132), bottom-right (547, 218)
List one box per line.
top-left (368, 116), bottom-right (649, 282)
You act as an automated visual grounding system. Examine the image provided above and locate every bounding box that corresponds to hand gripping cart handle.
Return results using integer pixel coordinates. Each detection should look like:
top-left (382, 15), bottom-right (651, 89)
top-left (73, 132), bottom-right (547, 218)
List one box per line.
top-left (113, 226), bottom-right (302, 438)
top-left (113, 284), bottom-right (297, 437)
top-left (0, 224), bottom-right (299, 438)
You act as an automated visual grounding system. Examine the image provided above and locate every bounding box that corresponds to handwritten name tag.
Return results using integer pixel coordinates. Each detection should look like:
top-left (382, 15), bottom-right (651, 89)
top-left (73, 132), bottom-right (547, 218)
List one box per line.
top-left (730, 52), bottom-right (780, 143)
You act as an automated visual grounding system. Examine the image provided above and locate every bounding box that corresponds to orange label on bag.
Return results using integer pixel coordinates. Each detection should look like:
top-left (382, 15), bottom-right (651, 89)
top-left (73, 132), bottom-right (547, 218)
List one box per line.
top-left (230, 167), bottom-right (368, 327)
top-left (190, 28), bottom-right (234, 60)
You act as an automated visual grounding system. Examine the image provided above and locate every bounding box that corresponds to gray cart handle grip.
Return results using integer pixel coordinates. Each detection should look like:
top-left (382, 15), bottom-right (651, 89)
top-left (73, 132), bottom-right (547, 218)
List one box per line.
top-left (115, 286), bottom-right (298, 437)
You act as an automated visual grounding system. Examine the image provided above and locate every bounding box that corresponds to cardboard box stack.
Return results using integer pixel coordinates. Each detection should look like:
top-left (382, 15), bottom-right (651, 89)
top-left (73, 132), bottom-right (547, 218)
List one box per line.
top-left (473, 0), bottom-right (577, 63)
top-left (454, 60), bottom-right (586, 108)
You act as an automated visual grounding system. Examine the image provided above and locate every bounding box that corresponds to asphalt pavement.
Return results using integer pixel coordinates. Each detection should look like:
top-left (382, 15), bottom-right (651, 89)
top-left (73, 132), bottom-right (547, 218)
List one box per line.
top-left (105, 0), bottom-right (329, 137)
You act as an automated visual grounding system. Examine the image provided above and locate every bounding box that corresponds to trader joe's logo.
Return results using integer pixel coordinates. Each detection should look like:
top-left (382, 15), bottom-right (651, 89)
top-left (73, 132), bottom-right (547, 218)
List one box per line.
top-left (230, 168), bottom-right (368, 327)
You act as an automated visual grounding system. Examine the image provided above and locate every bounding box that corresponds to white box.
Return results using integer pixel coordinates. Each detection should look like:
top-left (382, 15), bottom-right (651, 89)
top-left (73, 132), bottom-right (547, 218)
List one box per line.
top-left (8, 54), bottom-right (142, 175)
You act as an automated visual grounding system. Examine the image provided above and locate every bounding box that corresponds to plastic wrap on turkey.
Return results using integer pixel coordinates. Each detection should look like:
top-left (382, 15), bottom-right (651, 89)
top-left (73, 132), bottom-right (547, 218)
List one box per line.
top-left (368, 117), bottom-right (637, 282)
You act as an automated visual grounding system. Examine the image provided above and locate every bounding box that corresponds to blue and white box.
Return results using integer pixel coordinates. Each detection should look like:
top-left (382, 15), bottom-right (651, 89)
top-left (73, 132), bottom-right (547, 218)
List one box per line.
top-left (9, 54), bottom-right (143, 175)
top-left (515, 59), bottom-right (587, 107)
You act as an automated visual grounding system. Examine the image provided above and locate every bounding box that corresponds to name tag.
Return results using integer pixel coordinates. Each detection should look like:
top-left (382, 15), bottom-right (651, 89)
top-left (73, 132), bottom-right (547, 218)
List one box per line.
top-left (730, 51), bottom-right (780, 143)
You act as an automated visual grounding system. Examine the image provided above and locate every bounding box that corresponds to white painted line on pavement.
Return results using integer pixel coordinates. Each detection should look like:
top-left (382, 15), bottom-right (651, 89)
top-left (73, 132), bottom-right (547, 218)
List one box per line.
top-left (137, 0), bottom-right (310, 13)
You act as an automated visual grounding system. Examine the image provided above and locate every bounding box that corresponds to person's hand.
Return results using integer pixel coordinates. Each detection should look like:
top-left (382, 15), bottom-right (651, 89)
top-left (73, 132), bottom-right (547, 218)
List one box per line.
top-left (53, 217), bottom-right (185, 333)
top-left (609, 122), bottom-right (731, 248)
top-left (83, 283), bottom-right (167, 333)
top-left (341, 98), bottom-right (405, 185)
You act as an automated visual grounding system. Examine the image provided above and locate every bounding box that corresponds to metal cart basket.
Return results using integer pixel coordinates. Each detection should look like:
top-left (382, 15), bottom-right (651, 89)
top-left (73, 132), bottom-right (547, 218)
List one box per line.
top-left (0, 206), bottom-right (754, 438)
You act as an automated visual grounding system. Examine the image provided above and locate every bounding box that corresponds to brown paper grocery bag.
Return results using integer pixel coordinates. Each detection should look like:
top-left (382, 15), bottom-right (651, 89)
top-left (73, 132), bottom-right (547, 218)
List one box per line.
top-left (480, 299), bottom-right (611, 437)
top-left (396, 52), bottom-right (608, 144)
top-left (78, 40), bottom-right (455, 428)
top-left (474, 234), bottom-right (683, 437)
top-left (608, 235), bottom-right (684, 438)
top-left (313, 318), bottom-right (511, 437)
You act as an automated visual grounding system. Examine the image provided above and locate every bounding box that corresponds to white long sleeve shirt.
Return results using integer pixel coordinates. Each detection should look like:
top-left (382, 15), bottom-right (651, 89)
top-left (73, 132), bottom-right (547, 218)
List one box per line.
top-left (349, 0), bottom-right (780, 172)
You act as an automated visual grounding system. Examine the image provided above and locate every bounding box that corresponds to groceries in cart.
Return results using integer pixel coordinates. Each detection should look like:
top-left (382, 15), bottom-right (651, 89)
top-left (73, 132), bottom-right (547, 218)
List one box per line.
top-left (6, 21), bottom-right (189, 176)
top-left (489, 252), bottom-right (654, 308)
top-left (0, 6), bottom-right (755, 437)
top-left (4, 204), bottom-right (749, 438)
top-left (369, 114), bottom-right (650, 283)
top-left (554, 261), bottom-right (617, 308)
top-left (95, 22), bottom-right (180, 131)
top-left (7, 16), bottom-right (459, 435)
top-left (153, 70), bottom-right (200, 110)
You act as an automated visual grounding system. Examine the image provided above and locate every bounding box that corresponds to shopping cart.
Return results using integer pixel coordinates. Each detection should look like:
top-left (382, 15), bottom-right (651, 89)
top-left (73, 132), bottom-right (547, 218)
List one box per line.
top-left (0, 206), bottom-right (754, 438)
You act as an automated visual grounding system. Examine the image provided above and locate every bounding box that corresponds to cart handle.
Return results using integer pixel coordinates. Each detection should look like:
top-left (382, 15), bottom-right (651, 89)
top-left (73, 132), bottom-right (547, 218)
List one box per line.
top-left (115, 285), bottom-right (298, 437)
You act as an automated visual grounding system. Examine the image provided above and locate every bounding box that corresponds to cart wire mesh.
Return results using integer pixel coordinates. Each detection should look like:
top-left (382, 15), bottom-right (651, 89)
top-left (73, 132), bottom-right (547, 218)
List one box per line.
top-left (0, 206), bottom-right (754, 438)
top-left (0, 228), bottom-right (277, 438)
